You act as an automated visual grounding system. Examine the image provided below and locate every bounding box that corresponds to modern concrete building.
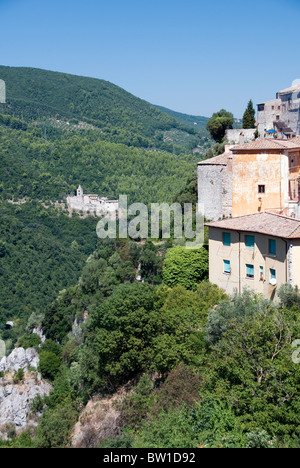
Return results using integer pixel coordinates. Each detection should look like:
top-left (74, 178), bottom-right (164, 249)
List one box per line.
top-left (206, 212), bottom-right (300, 300)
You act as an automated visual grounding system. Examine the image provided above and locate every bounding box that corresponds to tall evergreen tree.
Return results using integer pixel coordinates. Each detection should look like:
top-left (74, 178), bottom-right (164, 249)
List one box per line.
top-left (242, 100), bottom-right (256, 128)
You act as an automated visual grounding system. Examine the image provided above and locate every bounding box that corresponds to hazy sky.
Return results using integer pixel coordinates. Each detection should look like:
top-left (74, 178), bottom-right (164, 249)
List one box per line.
top-left (0, 0), bottom-right (300, 117)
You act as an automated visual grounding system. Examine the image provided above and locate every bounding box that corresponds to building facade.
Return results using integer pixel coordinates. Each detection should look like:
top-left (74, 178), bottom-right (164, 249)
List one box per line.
top-left (197, 147), bottom-right (233, 221)
top-left (206, 212), bottom-right (300, 300)
top-left (198, 138), bottom-right (300, 221)
top-left (257, 84), bottom-right (300, 138)
top-left (67, 185), bottom-right (119, 216)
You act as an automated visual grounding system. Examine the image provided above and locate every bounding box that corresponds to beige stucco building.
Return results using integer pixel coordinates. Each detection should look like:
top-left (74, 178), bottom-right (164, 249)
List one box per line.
top-left (206, 212), bottom-right (300, 300)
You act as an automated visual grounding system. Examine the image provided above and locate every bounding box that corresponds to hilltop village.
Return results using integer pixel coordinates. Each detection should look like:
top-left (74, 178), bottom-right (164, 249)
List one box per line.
top-left (201, 83), bottom-right (300, 300)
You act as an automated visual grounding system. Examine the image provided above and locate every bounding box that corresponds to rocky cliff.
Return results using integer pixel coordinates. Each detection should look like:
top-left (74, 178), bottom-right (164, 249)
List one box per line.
top-left (0, 348), bottom-right (52, 439)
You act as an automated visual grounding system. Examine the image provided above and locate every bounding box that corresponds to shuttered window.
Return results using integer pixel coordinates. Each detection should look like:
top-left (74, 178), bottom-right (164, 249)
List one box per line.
top-left (224, 260), bottom-right (231, 274)
top-left (269, 239), bottom-right (277, 256)
top-left (223, 232), bottom-right (231, 246)
top-left (270, 269), bottom-right (276, 280)
top-left (246, 264), bottom-right (254, 278)
top-left (245, 235), bottom-right (255, 249)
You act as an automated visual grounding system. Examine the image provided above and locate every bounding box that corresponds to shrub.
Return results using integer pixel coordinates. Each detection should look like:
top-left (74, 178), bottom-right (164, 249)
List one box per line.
top-left (163, 246), bottom-right (208, 290)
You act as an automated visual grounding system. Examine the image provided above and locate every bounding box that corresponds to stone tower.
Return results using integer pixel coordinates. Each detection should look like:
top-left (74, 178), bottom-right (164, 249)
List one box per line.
top-left (77, 185), bottom-right (83, 200)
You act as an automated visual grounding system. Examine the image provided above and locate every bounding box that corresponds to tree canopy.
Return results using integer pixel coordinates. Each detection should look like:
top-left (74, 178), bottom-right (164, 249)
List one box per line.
top-left (206, 109), bottom-right (234, 142)
top-left (242, 100), bottom-right (256, 128)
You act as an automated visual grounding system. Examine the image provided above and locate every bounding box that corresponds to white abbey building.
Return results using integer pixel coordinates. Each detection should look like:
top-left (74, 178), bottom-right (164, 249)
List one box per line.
top-left (67, 185), bottom-right (119, 216)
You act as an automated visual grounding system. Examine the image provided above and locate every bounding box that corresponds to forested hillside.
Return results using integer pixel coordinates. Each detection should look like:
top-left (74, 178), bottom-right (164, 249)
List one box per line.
top-left (0, 124), bottom-right (195, 204)
top-left (0, 66), bottom-right (210, 153)
top-left (2, 66), bottom-right (298, 450)
top-left (156, 105), bottom-right (209, 133)
top-left (0, 68), bottom-right (199, 352)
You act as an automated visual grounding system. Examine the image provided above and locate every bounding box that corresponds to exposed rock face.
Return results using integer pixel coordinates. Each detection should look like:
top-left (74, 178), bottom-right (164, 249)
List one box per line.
top-left (0, 377), bottom-right (52, 430)
top-left (71, 391), bottom-right (125, 448)
top-left (0, 347), bottom-right (39, 373)
top-left (0, 348), bottom-right (52, 437)
top-left (32, 327), bottom-right (46, 343)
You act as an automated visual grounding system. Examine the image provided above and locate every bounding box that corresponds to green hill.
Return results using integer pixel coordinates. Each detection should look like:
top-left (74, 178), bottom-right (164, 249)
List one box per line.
top-left (0, 66), bottom-right (199, 340)
top-left (156, 105), bottom-right (209, 133)
top-left (0, 66), bottom-right (208, 152)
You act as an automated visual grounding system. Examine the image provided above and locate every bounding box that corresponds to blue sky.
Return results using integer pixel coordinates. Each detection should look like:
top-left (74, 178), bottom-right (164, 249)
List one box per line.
top-left (0, 0), bottom-right (300, 117)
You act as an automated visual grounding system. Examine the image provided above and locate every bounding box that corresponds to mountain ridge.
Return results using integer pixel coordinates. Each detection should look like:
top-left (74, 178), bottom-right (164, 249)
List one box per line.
top-left (0, 65), bottom-right (212, 152)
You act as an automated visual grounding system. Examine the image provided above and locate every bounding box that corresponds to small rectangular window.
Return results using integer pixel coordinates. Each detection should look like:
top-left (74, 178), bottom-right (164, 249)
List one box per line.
top-left (270, 269), bottom-right (276, 285)
top-left (270, 269), bottom-right (276, 279)
top-left (269, 239), bottom-right (277, 256)
top-left (245, 235), bottom-right (255, 249)
top-left (246, 264), bottom-right (254, 278)
top-left (260, 266), bottom-right (264, 281)
top-left (258, 185), bottom-right (265, 194)
top-left (224, 260), bottom-right (231, 274)
top-left (223, 232), bottom-right (231, 246)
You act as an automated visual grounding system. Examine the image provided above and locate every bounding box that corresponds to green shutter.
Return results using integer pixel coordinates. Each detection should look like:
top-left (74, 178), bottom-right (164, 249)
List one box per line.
top-left (223, 232), bottom-right (231, 246)
top-left (269, 239), bottom-right (276, 255)
top-left (245, 235), bottom-right (255, 248)
top-left (224, 260), bottom-right (231, 274)
top-left (246, 264), bottom-right (254, 277)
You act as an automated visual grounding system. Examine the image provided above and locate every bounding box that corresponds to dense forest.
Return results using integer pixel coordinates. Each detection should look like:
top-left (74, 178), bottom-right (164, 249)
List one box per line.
top-left (1, 236), bottom-right (300, 449)
top-left (0, 66), bottom-right (299, 449)
top-left (0, 66), bottom-right (213, 153)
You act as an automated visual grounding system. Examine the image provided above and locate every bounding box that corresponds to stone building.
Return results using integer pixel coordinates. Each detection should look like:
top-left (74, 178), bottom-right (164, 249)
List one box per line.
top-left (225, 128), bottom-right (256, 145)
top-left (198, 138), bottom-right (300, 221)
top-left (206, 212), bottom-right (300, 300)
top-left (67, 185), bottom-right (119, 216)
top-left (197, 146), bottom-right (234, 221)
top-left (257, 83), bottom-right (300, 138)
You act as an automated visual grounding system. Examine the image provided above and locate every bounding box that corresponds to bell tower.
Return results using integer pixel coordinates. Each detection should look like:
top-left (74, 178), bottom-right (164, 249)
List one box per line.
top-left (77, 185), bottom-right (83, 199)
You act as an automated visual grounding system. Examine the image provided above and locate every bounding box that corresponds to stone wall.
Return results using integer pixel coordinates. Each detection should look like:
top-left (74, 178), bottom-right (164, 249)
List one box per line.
top-left (222, 158), bottom-right (233, 218)
top-left (226, 129), bottom-right (256, 145)
top-left (198, 164), bottom-right (225, 221)
top-left (67, 196), bottom-right (119, 216)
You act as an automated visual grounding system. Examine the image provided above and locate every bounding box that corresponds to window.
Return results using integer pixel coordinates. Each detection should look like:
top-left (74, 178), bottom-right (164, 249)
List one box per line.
top-left (269, 239), bottom-right (277, 256)
top-left (260, 266), bottom-right (264, 281)
top-left (246, 264), bottom-right (254, 278)
top-left (245, 235), bottom-right (255, 249)
top-left (258, 185), bottom-right (265, 194)
top-left (223, 232), bottom-right (231, 246)
top-left (224, 260), bottom-right (231, 274)
top-left (270, 269), bottom-right (276, 280)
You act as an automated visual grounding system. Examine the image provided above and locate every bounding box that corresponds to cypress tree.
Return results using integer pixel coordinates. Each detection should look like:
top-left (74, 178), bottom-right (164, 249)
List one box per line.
top-left (243, 100), bottom-right (256, 128)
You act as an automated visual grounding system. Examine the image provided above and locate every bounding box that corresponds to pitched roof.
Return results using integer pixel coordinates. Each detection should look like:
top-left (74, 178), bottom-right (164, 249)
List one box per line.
top-left (198, 152), bottom-right (232, 166)
top-left (206, 212), bottom-right (300, 239)
top-left (278, 84), bottom-right (300, 95)
top-left (232, 138), bottom-right (300, 152)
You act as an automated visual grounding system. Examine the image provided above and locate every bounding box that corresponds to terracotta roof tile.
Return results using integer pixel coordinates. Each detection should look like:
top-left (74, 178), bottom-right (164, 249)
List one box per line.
top-left (206, 212), bottom-right (300, 239)
top-left (198, 152), bottom-right (232, 166)
top-left (232, 138), bottom-right (300, 152)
